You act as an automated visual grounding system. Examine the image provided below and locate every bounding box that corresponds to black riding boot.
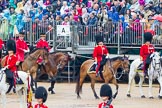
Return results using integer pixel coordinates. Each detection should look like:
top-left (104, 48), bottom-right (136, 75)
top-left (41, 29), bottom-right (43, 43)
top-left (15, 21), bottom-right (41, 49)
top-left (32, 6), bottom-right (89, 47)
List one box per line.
top-left (6, 79), bottom-right (14, 94)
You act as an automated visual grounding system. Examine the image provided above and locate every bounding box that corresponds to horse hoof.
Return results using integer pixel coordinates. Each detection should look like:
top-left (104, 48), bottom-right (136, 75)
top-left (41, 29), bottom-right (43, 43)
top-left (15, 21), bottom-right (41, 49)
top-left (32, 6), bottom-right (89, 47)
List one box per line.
top-left (77, 96), bottom-right (81, 99)
top-left (149, 97), bottom-right (154, 99)
top-left (95, 96), bottom-right (99, 99)
top-left (158, 95), bottom-right (162, 99)
top-left (51, 90), bottom-right (55, 94)
top-left (48, 87), bottom-right (51, 92)
top-left (141, 95), bottom-right (146, 98)
top-left (127, 94), bottom-right (131, 97)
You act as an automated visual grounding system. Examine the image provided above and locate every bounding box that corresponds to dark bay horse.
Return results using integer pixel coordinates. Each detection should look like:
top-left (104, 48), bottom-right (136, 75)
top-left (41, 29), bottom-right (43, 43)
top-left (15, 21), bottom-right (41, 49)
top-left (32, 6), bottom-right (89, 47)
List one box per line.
top-left (1, 48), bottom-right (49, 91)
top-left (76, 56), bottom-right (130, 99)
top-left (38, 52), bottom-right (71, 94)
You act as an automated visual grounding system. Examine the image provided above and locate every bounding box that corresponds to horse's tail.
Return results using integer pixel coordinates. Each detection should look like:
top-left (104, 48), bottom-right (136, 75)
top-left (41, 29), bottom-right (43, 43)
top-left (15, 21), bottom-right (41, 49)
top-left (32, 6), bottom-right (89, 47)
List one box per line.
top-left (75, 71), bottom-right (81, 93)
top-left (75, 65), bottom-right (87, 96)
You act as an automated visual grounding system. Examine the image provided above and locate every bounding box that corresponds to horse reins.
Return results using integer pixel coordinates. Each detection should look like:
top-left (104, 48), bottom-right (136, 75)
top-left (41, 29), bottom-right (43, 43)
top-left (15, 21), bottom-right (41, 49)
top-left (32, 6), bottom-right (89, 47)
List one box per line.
top-left (0, 71), bottom-right (5, 82)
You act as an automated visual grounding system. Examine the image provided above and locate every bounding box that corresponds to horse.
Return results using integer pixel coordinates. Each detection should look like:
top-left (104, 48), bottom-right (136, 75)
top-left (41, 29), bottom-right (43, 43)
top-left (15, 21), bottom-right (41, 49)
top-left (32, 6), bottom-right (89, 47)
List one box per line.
top-left (0, 68), bottom-right (31, 108)
top-left (37, 52), bottom-right (71, 94)
top-left (127, 52), bottom-right (162, 99)
top-left (76, 55), bottom-right (130, 99)
top-left (1, 48), bottom-right (49, 92)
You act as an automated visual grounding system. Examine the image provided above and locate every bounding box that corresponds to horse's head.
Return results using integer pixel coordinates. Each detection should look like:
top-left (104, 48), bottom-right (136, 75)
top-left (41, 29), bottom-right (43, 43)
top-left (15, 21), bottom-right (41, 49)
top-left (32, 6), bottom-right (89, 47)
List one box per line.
top-left (55, 52), bottom-right (70, 70)
top-left (30, 48), bottom-right (49, 64)
top-left (150, 52), bottom-right (161, 70)
top-left (121, 55), bottom-right (130, 73)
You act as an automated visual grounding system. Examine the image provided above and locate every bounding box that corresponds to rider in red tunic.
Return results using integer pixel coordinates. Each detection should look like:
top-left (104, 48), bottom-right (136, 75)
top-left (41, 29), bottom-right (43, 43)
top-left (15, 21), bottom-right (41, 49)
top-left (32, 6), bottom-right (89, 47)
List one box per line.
top-left (34, 86), bottom-right (48, 108)
top-left (36, 32), bottom-right (50, 64)
top-left (93, 34), bottom-right (109, 77)
top-left (16, 32), bottom-right (29, 65)
top-left (36, 32), bottom-right (50, 51)
top-left (98, 84), bottom-right (114, 108)
top-left (4, 39), bottom-right (18, 93)
top-left (139, 32), bottom-right (155, 77)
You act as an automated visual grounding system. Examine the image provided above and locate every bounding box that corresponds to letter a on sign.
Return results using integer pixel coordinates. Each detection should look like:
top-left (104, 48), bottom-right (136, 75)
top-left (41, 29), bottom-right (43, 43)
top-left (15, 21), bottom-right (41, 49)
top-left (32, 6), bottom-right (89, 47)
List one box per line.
top-left (62, 28), bottom-right (65, 33)
top-left (57, 25), bottom-right (70, 36)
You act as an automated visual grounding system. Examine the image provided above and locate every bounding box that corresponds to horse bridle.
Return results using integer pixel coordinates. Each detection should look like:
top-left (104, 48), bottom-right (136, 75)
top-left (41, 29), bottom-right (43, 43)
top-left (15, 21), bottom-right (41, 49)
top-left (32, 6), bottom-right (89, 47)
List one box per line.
top-left (121, 57), bottom-right (129, 72)
top-left (57, 55), bottom-right (68, 69)
top-left (151, 57), bottom-right (161, 76)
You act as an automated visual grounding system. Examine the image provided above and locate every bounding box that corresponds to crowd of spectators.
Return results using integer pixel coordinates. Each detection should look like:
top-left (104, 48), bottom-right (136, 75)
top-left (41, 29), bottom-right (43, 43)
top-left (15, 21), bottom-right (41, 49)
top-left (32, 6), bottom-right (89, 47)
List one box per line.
top-left (0, 0), bottom-right (162, 44)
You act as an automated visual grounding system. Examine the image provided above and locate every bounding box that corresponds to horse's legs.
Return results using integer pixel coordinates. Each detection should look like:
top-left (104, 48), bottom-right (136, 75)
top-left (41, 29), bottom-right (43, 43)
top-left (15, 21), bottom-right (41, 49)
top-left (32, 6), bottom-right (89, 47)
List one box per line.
top-left (90, 79), bottom-right (99, 99)
top-left (1, 91), bottom-right (6, 108)
top-left (148, 76), bottom-right (154, 98)
top-left (139, 74), bottom-right (145, 98)
top-left (17, 89), bottom-right (24, 108)
top-left (110, 77), bottom-right (119, 99)
top-left (127, 71), bottom-right (136, 97)
top-left (158, 77), bottom-right (162, 98)
top-left (48, 77), bottom-right (56, 94)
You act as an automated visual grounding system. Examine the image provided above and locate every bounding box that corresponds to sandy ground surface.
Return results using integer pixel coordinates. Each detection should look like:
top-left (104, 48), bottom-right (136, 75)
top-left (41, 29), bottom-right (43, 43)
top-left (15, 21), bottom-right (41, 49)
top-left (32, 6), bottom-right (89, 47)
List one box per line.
top-left (1, 82), bottom-right (162, 108)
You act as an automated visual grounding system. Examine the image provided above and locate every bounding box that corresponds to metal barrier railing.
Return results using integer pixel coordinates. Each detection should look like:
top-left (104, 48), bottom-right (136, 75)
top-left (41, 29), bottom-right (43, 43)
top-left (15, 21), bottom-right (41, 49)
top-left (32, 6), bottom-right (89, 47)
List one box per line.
top-left (1, 20), bottom-right (162, 53)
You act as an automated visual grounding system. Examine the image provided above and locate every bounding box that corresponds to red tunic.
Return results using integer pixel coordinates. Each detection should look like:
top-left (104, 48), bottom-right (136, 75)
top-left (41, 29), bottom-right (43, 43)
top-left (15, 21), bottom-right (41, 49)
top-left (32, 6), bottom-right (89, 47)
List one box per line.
top-left (36, 39), bottom-right (50, 51)
top-left (98, 102), bottom-right (113, 108)
top-left (93, 45), bottom-right (109, 63)
top-left (0, 38), bottom-right (4, 49)
top-left (16, 39), bottom-right (28, 62)
top-left (34, 104), bottom-right (48, 108)
top-left (4, 54), bottom-right (18, 72)
top-left (140, 44), bottom-right (155, 61)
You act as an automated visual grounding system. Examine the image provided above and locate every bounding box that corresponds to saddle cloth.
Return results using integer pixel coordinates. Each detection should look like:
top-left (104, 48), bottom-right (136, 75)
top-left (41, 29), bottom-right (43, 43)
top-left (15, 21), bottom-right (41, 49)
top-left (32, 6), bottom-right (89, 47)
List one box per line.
top-left (87, 63), bottom-right (104, 74)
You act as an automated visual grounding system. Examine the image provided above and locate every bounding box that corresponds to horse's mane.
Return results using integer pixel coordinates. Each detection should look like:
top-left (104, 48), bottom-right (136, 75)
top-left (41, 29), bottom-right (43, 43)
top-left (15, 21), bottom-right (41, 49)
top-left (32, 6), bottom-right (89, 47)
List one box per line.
top-left (29, 48), bottom-right (48, 54)
top-left (111, 56), bottom-right (123, 61)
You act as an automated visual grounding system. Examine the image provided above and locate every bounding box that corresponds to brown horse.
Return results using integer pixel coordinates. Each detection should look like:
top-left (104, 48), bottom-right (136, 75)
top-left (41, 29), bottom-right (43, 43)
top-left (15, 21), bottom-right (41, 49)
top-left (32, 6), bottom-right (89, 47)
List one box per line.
top-left (1, 48), bottom-right (49, 91)
top-left (76, 56), bottom-right (130, 99)
top-left (37, 52), bottom-right (71, 94)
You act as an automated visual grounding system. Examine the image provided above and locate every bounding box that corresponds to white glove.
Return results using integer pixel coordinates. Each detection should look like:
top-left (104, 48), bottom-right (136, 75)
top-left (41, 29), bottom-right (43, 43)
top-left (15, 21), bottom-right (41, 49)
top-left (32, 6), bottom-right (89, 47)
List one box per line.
top-left (94, 62), bottom-right (97, 64)
top-left (106, 55), bottom-right (109, 59)
top-left (24, 49), bottom-right (29, 53)
top-left (1, 67), bottom-right (7, 71)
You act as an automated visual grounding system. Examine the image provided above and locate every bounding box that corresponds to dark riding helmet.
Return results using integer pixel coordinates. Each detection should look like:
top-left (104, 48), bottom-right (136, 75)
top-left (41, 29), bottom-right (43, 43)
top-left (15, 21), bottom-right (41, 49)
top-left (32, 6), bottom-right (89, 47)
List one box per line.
top-left (95, 34), bottom-right (104, 44)
top-left (100, 84), bottom-right (112, 99)
top-left (6, 39), bottom-right (16, 54)
top-left (144, 32), bottom-right (153, 43)
top-left (35, 86), bottom-right (48, 103)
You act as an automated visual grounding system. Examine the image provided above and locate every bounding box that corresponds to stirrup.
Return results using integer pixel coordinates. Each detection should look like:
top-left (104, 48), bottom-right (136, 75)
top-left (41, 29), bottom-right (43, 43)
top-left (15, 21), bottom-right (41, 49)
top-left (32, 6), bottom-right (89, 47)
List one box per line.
top-left (96, 72), bottom-right (100, 77)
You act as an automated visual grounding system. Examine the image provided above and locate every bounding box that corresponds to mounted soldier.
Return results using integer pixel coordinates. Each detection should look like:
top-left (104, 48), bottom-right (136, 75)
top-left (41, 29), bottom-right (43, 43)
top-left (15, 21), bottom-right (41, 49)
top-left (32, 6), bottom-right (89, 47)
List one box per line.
top-left (4, 39), bottom-right (18, 93)
top-left (93, 34), bottom-right (109, 77)
top-left (138, 32), bottom-right (155, 77)
top-left (16, 32), bottom-right (30, 66)
top-left (36, 32), bottom-right (51, 65)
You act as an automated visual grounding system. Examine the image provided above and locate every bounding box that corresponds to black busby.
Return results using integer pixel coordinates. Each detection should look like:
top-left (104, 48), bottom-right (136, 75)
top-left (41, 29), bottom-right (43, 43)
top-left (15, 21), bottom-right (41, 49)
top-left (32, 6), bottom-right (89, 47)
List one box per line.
top-left (95, 34), bottom-right (103, 44)
top-left (6, 39), bottom-right (16, 53)
top-left (40, 32), bottom-right (46, 37)
top-left (35, 86), bottom-right (48, 103)
top-left (144, 32), bottom-right (153, 43)
top-left (100, 84), bottom-right (112, 99)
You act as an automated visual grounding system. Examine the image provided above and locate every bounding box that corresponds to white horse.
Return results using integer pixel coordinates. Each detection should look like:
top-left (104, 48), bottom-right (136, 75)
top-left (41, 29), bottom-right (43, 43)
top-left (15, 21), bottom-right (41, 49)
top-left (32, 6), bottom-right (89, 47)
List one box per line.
top-left (127, 52), bottom-right (162, 99)
top-left (0, 68), bottom-right (31, 108)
